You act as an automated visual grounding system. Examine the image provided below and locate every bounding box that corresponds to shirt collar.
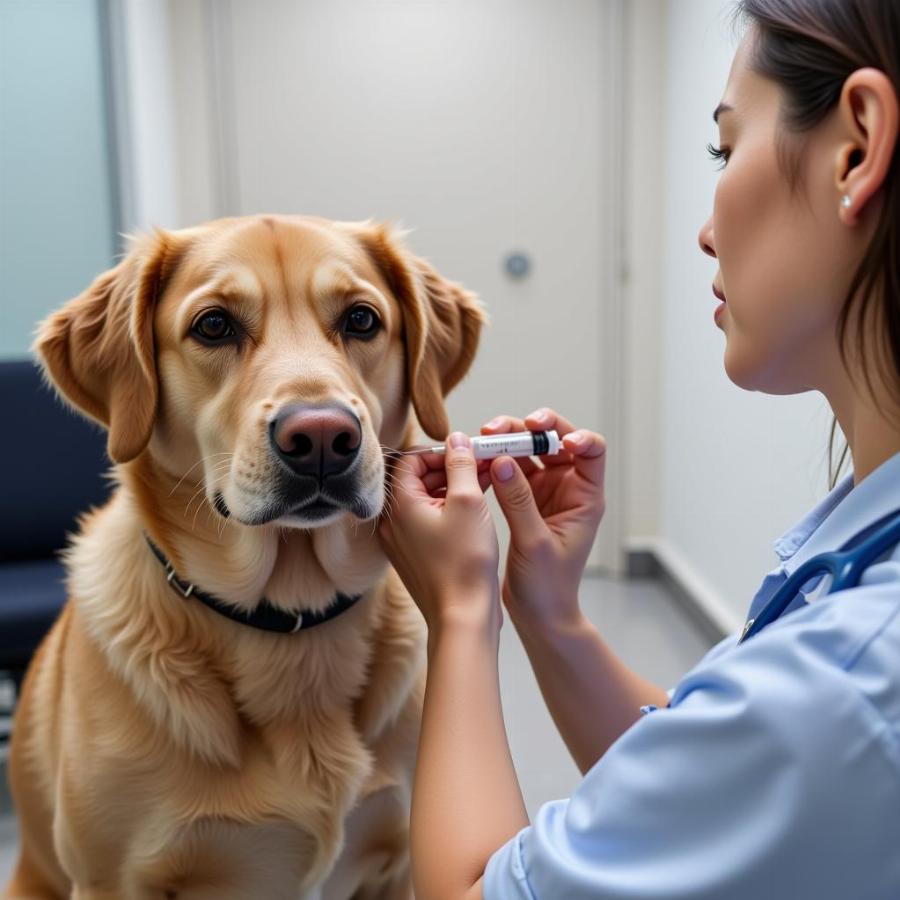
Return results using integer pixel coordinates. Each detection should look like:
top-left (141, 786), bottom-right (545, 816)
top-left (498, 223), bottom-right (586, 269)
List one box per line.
top-left (773, 450), bottom-right (900, 576)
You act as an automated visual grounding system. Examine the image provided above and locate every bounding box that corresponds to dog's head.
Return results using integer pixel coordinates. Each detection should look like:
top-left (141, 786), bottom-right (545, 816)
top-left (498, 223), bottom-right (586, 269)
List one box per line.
top-left (34, 215), bottom-right (484, 528)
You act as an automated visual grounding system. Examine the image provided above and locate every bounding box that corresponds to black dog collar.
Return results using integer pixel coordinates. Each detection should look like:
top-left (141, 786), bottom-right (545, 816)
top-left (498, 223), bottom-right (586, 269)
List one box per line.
top-left (144, 534), bottom-right (363, 634)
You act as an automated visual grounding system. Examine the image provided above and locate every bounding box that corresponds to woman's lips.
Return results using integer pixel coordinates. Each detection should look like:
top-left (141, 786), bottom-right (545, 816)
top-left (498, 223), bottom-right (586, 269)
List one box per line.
top-left (712, 284), bottom-right (726, 326)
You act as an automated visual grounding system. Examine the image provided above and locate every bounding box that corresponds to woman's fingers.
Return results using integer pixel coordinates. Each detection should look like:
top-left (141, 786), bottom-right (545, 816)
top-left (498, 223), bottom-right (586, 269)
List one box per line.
top-left (421, 470), bottom-right (446, 493)
top-left (524, 407), bottom-right (577, 436)
top-left (490, 456), bottom-right (547, 547)
top-left (409, 448), bottom-right (494, 470)
top-left (444, 433), bottom-right (484, 502)
top-left (561, 429), bottom-right (608, 487)
top-left (479, 408), bottom-right (606, 495)
top-left (523, 408), bottom-right (577, 467)
top-left (418, 450), bottom-right (451, 472)
top-left (482, 414), bottom-right (527, 433)
top-left (390, 453), bottom-right (440, 499)
top-left (391, 453), bottom-right (428, 485)
top-left (422, 466), bottom-right (492, 495)
top-left (480, 415), bottom-right (540, 477)
top-left (384, 455), bottom-right (433, 521)
top-left (525, 406), bottom-right (608, 486)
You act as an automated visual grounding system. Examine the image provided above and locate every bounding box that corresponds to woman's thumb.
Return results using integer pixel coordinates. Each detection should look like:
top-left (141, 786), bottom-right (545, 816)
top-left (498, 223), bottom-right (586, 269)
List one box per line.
top-left (491, 457), bottom-right (545, 544)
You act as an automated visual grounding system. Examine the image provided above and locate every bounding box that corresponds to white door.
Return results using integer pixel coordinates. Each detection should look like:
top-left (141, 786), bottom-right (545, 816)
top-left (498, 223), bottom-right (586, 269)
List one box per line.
top-left (207, 0), bottom-right (624, 570)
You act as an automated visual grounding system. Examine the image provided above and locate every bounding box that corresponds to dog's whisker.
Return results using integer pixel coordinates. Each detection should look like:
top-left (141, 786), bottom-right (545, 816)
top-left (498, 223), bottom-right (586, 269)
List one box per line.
top-left (183, 483), bottom-right (208, 519)
top-left (180, 484), bottom-right (205, 514)
top-left (379, 444), bottom-right (414, 463)
top-left (179, 458), bottom-right (238, 529)
top-left (190, 462), bottom-right (238, 516)
top-left (191, 496), bottom-right (207, 532)
top-left (203, 505), bottom-right (216, 535)
top-left (186, 501), bottom-right (205, 532)
top-left (186, 482), bottom-right (214, 530)
top-left (170, 455), bottom-right (221, 494)
top-left (169, 453), bottom-right (234, 496)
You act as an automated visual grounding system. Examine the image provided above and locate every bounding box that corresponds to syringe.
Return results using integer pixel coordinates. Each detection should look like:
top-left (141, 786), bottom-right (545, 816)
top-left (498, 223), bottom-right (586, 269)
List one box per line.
top-left (402, 430), bottom-right (564, 460)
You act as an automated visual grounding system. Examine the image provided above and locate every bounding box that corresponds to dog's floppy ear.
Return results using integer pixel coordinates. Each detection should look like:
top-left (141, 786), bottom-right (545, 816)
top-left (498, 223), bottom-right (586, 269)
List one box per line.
top-left (33, 229), bottom-right (183, 463)
top-left (353, 222), bottom-right (486, 440)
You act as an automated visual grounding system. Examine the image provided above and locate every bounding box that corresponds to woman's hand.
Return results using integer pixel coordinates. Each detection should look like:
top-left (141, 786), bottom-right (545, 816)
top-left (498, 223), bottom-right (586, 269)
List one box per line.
top-left (379, 433), bottom-right (501, 633)
top-left (483, 408), bottom-right (607, 628)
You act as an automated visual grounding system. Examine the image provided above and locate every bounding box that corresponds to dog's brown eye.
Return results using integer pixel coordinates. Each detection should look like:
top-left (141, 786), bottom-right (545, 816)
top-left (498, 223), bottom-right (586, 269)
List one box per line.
top-left (343, 305), bottom-right (380, 340)
top-left (192, 310), bottom-right (236, 344)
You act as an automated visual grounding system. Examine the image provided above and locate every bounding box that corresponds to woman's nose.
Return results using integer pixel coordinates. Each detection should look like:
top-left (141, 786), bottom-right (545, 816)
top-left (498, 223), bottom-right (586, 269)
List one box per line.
top-left (698, 217), bottom-right (717, 258)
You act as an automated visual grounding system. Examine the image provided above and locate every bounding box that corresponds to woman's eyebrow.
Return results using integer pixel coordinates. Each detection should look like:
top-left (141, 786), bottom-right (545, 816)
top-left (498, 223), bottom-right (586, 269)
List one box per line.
top-left (713, 102), bottom-right (734, 124)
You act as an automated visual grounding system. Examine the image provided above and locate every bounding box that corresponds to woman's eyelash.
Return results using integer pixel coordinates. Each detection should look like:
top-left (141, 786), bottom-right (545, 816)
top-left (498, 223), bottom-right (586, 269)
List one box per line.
top-left (706, 142), bottom-right (730, 170)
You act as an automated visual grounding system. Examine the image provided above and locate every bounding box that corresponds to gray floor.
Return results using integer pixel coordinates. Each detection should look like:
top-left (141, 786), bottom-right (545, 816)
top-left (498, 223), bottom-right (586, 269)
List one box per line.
top-left (0, 573), bottom-right (712, 885)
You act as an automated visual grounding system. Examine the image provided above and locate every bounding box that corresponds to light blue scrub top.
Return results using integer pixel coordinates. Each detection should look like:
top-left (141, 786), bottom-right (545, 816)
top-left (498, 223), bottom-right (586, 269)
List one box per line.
top-left (485, 450), bottom-right (900, 899)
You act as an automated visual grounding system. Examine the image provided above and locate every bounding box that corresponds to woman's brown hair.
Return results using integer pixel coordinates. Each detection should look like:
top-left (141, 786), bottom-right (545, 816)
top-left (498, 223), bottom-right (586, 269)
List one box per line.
top-left (735, 0), bottom-right (900, 487)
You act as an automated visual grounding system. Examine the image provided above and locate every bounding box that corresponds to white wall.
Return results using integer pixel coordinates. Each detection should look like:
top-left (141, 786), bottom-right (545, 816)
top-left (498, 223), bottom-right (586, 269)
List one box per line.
top-left (642, 0), bottom-right (838, 631)
top-left (621, 0), bottom-right (666, 547)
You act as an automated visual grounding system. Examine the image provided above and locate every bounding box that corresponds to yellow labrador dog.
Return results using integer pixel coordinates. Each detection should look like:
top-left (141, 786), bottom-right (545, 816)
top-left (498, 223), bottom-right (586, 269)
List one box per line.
top-left (5, 215), bottom-right (483, 900)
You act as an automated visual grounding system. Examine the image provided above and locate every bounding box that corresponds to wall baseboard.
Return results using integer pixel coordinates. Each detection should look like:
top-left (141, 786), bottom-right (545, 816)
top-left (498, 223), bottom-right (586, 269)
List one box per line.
top-left (624, 538), bottom-right (741, 645)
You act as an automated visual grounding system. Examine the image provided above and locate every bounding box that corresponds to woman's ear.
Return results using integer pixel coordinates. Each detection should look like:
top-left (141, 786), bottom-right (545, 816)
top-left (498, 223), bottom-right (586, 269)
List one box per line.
top-left (836, 67), bottom-right (899, 224)
top-left (33, 229), bottom-right (184, 463)
top-left (352, 222), bottom-right (486, 440)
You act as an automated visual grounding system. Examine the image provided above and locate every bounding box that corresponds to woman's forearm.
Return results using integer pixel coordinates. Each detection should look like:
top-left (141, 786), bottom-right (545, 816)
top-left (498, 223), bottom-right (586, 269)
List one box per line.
top-left (511, 606), bottom-right (670, 774)
top-left (412, 609), bottom-right (529, 900)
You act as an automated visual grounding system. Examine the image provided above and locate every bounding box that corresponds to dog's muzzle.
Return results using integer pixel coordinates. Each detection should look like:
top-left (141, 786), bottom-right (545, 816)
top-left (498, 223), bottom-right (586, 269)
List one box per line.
top-left (265, 403), bottom-right (371, 522)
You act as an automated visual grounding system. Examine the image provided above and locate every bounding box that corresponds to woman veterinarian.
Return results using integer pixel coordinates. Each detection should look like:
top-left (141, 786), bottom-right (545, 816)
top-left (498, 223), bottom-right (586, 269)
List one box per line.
top-left (378, 1), bottom-right (900, 898)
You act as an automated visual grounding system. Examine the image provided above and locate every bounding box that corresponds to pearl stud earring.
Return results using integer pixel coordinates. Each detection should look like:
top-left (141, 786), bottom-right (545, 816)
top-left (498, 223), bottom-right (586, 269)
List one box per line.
top-left (841, 194), bottom-right (852, 209)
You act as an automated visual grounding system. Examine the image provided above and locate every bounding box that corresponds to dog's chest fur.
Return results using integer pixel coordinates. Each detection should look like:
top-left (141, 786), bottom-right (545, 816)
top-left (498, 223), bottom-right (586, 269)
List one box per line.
top-left (46, 486), bottom-right (425, 897)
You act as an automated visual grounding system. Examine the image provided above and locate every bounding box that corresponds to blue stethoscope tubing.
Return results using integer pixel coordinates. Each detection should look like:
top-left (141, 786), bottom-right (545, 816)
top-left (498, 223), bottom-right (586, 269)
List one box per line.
top-left (738, 508), bottom-right (900, 644)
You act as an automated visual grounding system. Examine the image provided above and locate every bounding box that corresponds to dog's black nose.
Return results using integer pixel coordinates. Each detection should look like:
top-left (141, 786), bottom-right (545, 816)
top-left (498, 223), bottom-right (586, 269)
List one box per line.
top-left (270, 404), bottom-right (361, 479)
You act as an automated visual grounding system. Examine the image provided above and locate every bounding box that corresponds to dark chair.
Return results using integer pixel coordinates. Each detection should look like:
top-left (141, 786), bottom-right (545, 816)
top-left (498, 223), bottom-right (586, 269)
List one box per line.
top-left (0, 359), bottom-right (110, 688)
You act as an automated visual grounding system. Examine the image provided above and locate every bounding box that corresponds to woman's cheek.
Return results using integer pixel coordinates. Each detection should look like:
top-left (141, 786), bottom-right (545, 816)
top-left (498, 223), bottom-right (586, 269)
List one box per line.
top-left (715, 152), bottom-right (785, 317)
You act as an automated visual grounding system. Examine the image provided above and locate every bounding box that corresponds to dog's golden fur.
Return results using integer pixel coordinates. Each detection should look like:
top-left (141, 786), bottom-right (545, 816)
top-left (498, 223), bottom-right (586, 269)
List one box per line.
top-left (4, 215), bottom-right (483, 899)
